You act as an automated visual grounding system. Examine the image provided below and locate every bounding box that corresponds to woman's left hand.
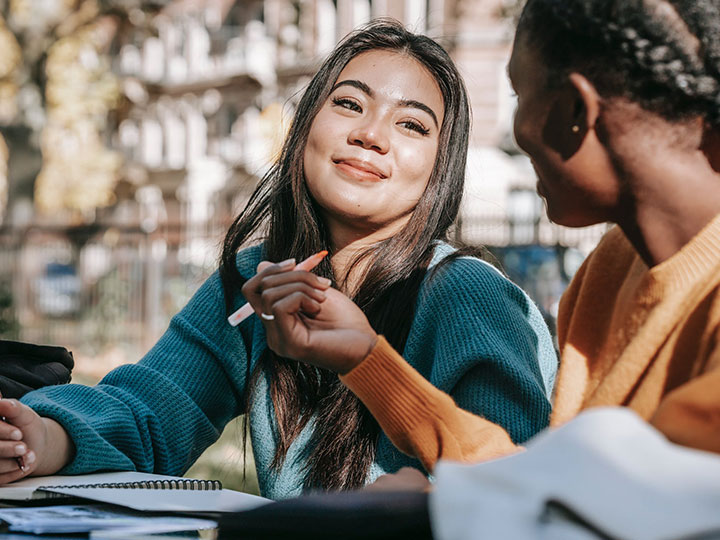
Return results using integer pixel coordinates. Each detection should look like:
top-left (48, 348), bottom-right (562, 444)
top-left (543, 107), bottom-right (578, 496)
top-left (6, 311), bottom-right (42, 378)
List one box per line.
top-left (241, 261), bottom-right (378, 374)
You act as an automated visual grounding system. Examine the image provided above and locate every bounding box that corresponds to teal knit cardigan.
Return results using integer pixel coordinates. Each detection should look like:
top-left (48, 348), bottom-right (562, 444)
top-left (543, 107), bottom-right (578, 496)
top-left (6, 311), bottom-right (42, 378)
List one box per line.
top-left (22, 244), bottom-right (557, 500)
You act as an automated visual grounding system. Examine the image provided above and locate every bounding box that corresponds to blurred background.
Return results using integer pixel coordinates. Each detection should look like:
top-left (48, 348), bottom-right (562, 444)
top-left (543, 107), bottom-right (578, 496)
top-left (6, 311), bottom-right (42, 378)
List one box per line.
top-left (0, 0), bottom-right (607, 493)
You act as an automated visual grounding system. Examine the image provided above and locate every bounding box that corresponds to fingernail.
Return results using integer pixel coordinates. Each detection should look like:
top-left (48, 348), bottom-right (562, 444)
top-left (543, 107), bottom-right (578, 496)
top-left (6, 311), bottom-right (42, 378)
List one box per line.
top-left (317, 277), bottom-right (331, 287)
top-left (14, 444), bottom-right (25, 455)
top-left (277, 258), bottom-right (295, 269)
top-left (25, 451), bottom-right (35, 464)
top-left (10, 430), bottom-right (22, 440)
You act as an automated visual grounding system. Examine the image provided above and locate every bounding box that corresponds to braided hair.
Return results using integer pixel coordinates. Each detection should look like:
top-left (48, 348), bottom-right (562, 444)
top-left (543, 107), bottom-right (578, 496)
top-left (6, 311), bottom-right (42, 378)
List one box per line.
top-left (518, 0), bottom-right (720, 126)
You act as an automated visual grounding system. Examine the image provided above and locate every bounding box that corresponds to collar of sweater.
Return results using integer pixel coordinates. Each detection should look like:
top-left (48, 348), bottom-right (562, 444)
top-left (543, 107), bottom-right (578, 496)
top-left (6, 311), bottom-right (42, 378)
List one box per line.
top-left (627, 213), bottom-right (720, 303)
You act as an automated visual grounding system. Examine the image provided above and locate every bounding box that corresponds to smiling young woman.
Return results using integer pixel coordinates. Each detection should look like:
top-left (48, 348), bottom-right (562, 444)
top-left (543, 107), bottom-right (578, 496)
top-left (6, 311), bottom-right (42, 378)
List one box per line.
top-left (0, 20), bottom-right (557, 499)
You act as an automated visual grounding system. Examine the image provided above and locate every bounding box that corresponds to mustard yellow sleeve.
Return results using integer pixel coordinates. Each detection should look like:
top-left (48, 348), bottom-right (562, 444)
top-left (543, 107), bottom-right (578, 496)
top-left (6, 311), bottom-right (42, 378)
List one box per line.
top-left (651, 349), bottom-right (720, 454)
top-left (339, 336), bottom-right (521, 472)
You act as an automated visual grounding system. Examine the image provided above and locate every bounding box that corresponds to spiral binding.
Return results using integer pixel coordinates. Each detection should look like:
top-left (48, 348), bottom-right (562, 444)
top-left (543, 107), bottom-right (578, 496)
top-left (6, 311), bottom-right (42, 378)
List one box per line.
top-left (43, 479), bottom-right (223, 491)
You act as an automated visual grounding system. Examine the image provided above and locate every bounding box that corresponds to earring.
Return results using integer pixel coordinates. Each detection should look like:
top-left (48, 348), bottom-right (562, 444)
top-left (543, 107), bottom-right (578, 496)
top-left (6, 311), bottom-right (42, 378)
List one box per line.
top-left (571, 125), bottom-right (580, 133)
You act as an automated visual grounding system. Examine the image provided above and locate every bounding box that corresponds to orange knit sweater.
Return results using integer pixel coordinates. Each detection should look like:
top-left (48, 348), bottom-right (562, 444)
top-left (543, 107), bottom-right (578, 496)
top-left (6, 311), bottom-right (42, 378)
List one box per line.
top-left (341, 215), bottom-right (720, 472)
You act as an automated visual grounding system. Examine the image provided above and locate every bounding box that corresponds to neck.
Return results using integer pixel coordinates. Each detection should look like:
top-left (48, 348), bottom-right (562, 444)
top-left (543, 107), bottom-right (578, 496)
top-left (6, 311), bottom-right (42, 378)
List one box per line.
top-left (616, 149), bottom-right (720, 267)
top-left (327, 216), bottom-right (411, 294)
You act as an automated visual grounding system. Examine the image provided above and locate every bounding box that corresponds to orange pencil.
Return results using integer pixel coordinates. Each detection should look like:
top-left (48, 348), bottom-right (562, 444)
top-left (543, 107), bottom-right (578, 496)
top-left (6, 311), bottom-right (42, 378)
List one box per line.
top-left (227, 250), bottom-right (329, 326)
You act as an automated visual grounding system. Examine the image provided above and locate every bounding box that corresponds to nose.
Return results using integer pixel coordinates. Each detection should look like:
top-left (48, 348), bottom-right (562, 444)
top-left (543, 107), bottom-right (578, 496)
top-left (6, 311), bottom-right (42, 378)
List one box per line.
top-left (348, 115), bottom-right (389, 154)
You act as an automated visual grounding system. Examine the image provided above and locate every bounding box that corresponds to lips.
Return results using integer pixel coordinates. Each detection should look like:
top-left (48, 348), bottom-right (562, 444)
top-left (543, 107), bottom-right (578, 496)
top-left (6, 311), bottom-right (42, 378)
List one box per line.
top-left (332, 158), bottom-right (388, 181)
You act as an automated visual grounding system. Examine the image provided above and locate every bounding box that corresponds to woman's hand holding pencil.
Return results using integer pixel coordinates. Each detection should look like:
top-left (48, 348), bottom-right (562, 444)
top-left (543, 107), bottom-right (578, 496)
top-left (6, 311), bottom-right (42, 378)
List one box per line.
top-left (240, 251), bottom-right (378, 374)
top-left (228, 251), bottom-right (330, 326)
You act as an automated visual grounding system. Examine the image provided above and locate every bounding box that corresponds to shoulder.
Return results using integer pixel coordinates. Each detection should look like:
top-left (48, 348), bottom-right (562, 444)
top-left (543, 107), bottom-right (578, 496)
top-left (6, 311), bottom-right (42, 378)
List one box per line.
top-left (407, 245), bottom-right (557, 397)
top-left (422, 245), bottom-right (528, 310)
top-left (414, 246), bottom-right (550, 346)
top-left (179, 244), bottom-right (264, 314)
top-left (234, 244), bottom-right (265, 279)
top-left (579, 226), bottom-right (636, 276)
top-left (559, 226), bottom-right (637, 309)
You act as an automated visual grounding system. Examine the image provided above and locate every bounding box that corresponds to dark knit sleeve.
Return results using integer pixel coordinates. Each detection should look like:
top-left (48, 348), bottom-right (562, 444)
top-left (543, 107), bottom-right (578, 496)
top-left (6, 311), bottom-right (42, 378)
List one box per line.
top-left (21, 263), bottom-right (256, 476)
top-left (404, 257), bottom-right (557, 445)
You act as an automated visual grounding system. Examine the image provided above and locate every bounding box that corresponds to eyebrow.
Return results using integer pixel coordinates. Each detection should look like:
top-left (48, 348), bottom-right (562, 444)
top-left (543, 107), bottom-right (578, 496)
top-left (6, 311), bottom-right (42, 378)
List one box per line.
top-left (331, 79), bottom-right (439, 128)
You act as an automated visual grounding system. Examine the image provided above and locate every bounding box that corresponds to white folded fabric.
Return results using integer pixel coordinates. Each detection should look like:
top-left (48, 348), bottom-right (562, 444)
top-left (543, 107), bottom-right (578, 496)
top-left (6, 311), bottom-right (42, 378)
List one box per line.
top-left (430, 407), bottom-right (720, 540)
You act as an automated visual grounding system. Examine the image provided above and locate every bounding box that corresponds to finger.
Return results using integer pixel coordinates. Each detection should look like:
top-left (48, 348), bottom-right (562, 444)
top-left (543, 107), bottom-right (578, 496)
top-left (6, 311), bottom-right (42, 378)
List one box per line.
top-left (0, 448), bottom-right (35, 476)
top-left (273, 292), bottom-right (323, 320)
top-left (260, 283), bottom-right (326, 316)
top-left (0, 420), bottom-right (24, 441)
top-left (259, 270), bottom-right (331, 292)
top-left (0, 458), bottom-right (23, 475)
top-left (0, 440), bottom-right (28, 459)
top-left (0, 400), bottom-right (36, 428)
top-left (263, 293), bottom-right (323, 358)
top-left (255, 258), bottom-right (295, 275)
top-left (256, 261), bottom-right (277, 273)
top-left (242, 259), bottom-right (296, 308)
top-left (0, 459), bottom-right (33, 483)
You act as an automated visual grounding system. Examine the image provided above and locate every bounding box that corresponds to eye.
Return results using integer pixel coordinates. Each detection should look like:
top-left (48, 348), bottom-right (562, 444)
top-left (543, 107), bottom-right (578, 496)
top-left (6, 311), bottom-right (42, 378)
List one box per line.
top-left (331, 96), bottom-right (362, 113)
top-left (398, 119), bottom-right (430, 136)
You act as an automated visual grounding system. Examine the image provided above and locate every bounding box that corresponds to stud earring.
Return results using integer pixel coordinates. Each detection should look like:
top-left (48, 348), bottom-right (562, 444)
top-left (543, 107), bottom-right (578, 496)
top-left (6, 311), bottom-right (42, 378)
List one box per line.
top-left (571, 125), bottom-right (580, 133)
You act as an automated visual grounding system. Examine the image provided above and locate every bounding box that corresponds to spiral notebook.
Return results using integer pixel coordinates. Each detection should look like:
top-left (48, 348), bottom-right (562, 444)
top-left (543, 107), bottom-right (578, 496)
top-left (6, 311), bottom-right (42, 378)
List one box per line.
top-left (0, 471), bottom-right (270, 513)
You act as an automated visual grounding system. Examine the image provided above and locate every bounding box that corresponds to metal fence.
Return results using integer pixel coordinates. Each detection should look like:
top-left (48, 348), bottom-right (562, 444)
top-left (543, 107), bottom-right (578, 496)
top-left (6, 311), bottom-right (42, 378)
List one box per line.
top-left (0, 223), bottom-right (225, 363)
top-left (0, 217), bottom-right (608, 363)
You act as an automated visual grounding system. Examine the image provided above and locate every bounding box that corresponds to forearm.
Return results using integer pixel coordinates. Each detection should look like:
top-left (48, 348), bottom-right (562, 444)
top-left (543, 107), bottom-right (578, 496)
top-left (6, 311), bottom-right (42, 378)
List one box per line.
top-left (340, 337), bottom-right (520, 471)
top-left (34, 417), bottom-right (74, 476)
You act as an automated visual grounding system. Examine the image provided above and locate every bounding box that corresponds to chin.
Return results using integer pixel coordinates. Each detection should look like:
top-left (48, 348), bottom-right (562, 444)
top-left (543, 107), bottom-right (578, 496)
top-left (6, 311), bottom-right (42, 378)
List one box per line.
top-left (546, 208), bottom-right (605, 228)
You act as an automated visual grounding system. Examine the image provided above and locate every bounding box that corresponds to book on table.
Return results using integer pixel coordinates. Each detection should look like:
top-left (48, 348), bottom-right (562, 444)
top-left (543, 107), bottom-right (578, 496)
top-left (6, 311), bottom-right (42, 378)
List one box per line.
top-left (0, 470), bottom-right (270, 513)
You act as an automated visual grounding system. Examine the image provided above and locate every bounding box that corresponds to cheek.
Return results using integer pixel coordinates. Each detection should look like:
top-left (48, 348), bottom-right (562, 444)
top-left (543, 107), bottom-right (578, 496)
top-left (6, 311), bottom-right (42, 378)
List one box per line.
top-left (514, 119), bottom-right (536, 158)
top-left (396, 141), bottom-right (437, 191)
top-left (513, 102), bottom-right (546, 158)
top-left (304, 121), bottom-right (330, 189)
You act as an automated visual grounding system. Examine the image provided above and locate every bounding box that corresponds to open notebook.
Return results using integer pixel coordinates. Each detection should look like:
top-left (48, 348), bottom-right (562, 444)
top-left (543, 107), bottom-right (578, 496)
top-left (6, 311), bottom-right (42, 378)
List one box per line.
top-left (0, 471), bottom-right (270, 513)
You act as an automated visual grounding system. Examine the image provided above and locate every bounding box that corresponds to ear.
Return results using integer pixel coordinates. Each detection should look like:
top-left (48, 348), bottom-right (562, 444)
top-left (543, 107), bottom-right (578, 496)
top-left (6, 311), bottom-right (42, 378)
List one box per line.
top-left (700, 122), bottom-right (720, 173)
top-left (568, 72), bottom-right (601, 131)
top-left (541, 72), bottom-right (602, 160)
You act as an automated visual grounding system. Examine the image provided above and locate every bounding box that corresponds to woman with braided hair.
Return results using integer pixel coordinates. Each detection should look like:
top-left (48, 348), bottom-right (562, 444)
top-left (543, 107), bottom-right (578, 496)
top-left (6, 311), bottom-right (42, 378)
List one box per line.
top-left (241, 0), bottom-right (720, 478)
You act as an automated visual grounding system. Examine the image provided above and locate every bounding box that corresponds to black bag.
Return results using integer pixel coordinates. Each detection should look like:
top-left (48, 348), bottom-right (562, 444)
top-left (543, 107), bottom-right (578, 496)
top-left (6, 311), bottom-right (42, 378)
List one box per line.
top-left (218, 491), bottom-right (432, 540)
top-left (0, 340), bottom-right (74, 399)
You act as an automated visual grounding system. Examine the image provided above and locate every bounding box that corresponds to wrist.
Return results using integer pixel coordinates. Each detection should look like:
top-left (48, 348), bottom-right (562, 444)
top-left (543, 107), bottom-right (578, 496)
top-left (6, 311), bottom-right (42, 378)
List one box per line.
top-left (35, 417), bottom-right (74, 476)
top-left (338, 332), bottom-right (378, 375)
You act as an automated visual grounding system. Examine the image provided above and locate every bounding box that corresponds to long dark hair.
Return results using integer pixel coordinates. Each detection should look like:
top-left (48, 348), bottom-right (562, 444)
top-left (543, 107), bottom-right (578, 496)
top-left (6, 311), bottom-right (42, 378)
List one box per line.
top-left (220, 19), bottom-right (470, 491)
top-left (518, 0), bottom-right (720, 126)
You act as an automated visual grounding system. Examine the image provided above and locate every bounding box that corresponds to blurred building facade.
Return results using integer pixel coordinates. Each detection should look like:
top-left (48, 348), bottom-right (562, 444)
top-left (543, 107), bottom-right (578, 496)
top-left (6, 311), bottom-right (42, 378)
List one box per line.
top-left (0, 0), bottom-right (606, 359)
top-left (106, 0), bottom-right (606, 251)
